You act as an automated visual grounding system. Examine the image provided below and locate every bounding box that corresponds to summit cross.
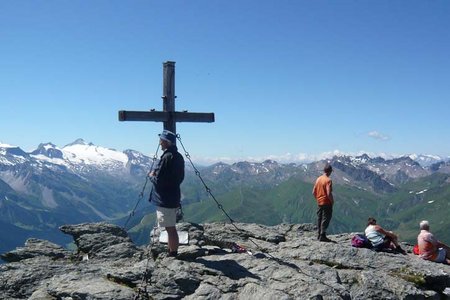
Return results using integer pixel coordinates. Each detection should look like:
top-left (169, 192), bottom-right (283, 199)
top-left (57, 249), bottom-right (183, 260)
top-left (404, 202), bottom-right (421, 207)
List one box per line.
top-left (118, 61), bottom-right (215, 143)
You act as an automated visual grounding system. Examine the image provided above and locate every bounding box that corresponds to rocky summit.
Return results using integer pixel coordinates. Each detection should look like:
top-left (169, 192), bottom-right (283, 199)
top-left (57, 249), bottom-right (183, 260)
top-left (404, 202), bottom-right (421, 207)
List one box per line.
top-left (1, 222), bottom-right (450, 300)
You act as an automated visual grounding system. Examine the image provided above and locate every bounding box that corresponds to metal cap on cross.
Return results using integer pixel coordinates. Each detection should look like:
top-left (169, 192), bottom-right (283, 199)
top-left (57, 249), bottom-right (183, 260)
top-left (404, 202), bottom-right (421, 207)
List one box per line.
top-left (118, 61), bottom-right (215, 144)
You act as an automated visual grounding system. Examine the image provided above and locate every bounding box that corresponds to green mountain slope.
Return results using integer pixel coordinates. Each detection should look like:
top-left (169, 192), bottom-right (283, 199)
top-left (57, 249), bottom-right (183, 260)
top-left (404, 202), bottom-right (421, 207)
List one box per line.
top-left (128, 172), bottom-right (450, 246)
top-left (128, 175), bottom-right (387, 244)
top-left (386, 173), bottom-right (450, 243)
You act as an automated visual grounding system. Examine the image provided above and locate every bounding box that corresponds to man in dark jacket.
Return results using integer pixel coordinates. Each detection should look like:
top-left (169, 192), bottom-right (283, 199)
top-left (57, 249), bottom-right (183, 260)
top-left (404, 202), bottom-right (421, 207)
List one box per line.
top-left (149, 130), bottom-right (185, 257)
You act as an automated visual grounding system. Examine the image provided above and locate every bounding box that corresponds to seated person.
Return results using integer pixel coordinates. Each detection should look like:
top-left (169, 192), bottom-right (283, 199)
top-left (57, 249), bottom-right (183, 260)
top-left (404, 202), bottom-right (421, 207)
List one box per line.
top-left (365, 217), bottom-right (406, 254)
top-left (417, 220), bottom-right (450, 264)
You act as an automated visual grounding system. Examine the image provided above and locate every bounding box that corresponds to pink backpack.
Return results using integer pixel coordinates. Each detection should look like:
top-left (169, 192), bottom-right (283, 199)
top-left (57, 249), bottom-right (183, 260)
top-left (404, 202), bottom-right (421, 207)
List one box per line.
top-left (351, 234), bottom-right (371, 248)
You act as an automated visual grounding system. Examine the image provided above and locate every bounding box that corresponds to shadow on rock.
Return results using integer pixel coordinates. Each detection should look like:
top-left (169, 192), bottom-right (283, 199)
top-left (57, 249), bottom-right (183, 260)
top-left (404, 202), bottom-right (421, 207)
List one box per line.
top-left (195, 258), bottom-right (260, 280)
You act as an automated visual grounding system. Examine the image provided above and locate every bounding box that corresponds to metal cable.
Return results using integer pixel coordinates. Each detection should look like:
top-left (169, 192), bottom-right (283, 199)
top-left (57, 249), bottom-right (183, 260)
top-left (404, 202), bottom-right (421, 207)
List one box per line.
top-left (176, 134), bottom-right (278, 259)
top-left (175, 135), bottom-right (346, 293)
top-left (130, 135), bottom-right (341, 297)
top-left (129, 142), bottom-right (160, 299)
top-left (133, 218), bottom-right (160, 300)
top-left (122, 143), bottom-right (160, 231)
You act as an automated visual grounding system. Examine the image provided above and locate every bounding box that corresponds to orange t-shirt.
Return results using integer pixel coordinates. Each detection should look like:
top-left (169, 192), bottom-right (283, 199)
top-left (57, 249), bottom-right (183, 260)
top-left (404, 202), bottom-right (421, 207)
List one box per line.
top-left (313, 174), bottom-right (333, 206)
top-left (418, 230), bottom-right (439, 261)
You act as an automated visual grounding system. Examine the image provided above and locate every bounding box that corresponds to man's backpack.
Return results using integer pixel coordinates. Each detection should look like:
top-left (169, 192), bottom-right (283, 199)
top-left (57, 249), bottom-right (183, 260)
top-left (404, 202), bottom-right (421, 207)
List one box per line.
top-left (351, 233), bottom-right (372, 248)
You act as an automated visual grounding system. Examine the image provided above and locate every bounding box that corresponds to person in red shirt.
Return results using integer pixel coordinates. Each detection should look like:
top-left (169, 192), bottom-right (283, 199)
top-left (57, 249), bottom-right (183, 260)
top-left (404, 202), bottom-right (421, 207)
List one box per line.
top-left (312, 163), bottom-right (334, 242)
top-left (417, 220), bottom-right (450, 264)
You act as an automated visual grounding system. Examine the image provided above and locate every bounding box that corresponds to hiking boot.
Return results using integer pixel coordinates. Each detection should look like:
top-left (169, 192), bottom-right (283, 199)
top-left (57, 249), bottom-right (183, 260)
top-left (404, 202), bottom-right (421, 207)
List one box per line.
top-left (319, 235), bottom-right (333, 243)
top-left (167, 251), bottom-right (178, 258)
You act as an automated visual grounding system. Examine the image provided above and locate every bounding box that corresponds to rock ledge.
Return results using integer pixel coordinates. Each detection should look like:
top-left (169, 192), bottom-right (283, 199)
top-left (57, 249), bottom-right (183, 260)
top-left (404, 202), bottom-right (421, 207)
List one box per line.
top-left (1, 222), bottom-right (450, 299)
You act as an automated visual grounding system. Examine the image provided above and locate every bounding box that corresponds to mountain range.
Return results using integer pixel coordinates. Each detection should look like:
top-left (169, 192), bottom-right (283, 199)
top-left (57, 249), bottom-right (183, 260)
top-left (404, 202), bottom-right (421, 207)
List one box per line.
top-left (1, 139), bottom-right (450, 258)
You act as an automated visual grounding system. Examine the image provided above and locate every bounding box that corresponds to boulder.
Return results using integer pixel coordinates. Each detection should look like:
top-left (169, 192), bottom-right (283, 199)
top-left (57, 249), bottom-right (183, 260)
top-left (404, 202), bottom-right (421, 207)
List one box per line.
top-left (0, 238), bottom-right (70, 262)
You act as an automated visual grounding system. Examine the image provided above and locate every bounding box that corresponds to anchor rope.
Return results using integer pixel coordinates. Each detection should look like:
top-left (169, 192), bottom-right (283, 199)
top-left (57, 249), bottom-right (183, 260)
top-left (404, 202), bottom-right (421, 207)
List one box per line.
top-left (127, 142), bottom-right (160, 299)
top-left (175, 134), bottom-right (278, 259)
top-left (122, 143), bottom-right (160, 231)
top-left (175, 134), bottom-right (344, 293)
top-left (129, 134), bottom-right (343, 298)
top-left (133, 217), bottom-right (160, 300)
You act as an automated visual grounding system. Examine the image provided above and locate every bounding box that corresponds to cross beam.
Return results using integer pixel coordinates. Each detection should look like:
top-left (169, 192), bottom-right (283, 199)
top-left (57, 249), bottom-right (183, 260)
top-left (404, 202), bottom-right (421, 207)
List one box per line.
top-left (118, 61), bottom-right (215, 141)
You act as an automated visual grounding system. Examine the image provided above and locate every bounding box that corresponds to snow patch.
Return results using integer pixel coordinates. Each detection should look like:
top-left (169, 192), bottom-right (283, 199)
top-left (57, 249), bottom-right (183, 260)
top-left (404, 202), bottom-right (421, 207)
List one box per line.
top-left (43, 144), bottom-right (56, 151)
top-left (416, 189), bottom-right (428, 195)
top-left (0, 157), bottom-right (15, 165)
top-left (0, 142), bottom-right (15, 148)
top-left (31, 154), bottom-right (69, 166)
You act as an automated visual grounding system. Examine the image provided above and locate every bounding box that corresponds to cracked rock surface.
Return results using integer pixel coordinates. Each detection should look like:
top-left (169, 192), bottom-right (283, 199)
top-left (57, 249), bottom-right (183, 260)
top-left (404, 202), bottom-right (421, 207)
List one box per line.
top-left (1, 221), bottom-right (450, 299)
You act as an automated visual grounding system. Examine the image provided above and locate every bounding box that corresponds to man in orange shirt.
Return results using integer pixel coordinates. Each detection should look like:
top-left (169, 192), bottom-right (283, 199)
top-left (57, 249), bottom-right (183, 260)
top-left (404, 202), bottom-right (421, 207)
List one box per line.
top-left (312, 163), bottom-right (334, 242)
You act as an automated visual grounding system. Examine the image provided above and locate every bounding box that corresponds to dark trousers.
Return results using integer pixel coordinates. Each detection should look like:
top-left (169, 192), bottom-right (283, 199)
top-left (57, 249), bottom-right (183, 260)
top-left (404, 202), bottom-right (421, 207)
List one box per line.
top-left (317, 205), bottom-right (333, 236)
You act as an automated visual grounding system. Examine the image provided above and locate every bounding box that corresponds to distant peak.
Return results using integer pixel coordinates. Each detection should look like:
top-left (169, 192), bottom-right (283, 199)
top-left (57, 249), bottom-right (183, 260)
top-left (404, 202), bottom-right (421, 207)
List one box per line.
top-left (124, 149), bottom-right (139, 154)
top-left (263, 159), bottom-right (278, 164)
top-left (64, 138), bottom-right (92, 147)
top-left (408, 153), bottom-right (442, 161)
top-left (123, 149), bottom-right (144, 159)
top-left (408, 153), bottom-right (444, 167)
top-left (31, 142), bottom-right (63, 158)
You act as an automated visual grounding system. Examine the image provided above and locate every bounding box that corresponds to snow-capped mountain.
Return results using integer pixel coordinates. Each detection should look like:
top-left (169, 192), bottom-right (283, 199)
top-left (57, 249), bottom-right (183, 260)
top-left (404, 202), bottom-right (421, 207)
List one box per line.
top-left (62, 138), bottom-right (128, 166)
top-left (0, 143), bottom-right (29, 166)
top-left (1, 139), bottom-right (140, 177)
top-left (408, 154), bottom-right (445, 167)
top-left (295, 154), bottom-right (436, 193)
top-left (31, 143), bottom-right (64, 159)
top-left (353, 154), bottom-right (428, 180)
top-left (0, 139), bottom-right (156, 256)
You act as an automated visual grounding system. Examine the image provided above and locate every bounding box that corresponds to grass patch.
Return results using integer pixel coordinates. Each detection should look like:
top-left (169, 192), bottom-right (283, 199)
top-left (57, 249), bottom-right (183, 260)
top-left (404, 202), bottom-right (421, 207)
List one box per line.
top-left (390, 267), bottom-right (426, 287)
top-left (311, 259), bottom-right (363, 270)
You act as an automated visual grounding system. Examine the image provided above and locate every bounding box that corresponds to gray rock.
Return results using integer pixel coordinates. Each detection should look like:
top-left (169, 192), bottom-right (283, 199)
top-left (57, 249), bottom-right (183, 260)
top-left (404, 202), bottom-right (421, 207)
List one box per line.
top-left (31, 272), bottom-right (135, 300)
top-left (1, 221), bottom-right (450, 299)
top-left (59, 222), bottom-right (141, 260)
top-left (0, 238), bottom-right (71, 263)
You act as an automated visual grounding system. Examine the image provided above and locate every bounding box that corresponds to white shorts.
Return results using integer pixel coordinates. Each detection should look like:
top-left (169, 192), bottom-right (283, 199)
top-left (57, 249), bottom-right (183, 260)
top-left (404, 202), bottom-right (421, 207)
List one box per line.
top-left (434, 247), bottom-right (447, 263)
top-left (156, 207), bottom-right (178, 228)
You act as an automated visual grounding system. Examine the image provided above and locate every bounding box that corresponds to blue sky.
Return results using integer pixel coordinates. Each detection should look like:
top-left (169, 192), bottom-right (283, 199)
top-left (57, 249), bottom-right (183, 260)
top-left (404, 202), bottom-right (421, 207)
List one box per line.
top-left (1, 1), bottom-right (450, 164)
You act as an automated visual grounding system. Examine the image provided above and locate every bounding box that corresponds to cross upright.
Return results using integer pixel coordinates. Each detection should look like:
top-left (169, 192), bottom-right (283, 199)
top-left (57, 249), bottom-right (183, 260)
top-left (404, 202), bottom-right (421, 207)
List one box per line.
top-left (118, 61), bottom-right (215, 143)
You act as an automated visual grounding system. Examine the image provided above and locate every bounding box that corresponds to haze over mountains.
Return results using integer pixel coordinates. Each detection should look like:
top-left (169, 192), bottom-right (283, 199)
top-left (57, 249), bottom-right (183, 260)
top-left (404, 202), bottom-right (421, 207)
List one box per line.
top-left (1, 139), bottom-right (450, 257)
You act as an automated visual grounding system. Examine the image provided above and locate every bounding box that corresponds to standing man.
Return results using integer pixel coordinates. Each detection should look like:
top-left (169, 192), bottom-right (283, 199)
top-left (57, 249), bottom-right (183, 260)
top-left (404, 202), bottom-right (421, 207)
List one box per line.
top-left (312, 163), bottom-right (334, 242)
top-left (149, 130), bottom-right (185, 257)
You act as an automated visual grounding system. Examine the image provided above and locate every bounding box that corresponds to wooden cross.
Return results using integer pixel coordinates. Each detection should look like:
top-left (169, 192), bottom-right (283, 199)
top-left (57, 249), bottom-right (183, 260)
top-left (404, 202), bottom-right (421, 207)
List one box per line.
top-left (118, 61), bottom-right (215, 143)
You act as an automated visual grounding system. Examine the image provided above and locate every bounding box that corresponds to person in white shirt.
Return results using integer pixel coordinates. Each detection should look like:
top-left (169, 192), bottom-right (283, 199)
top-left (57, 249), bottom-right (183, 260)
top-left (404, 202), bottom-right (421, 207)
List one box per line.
top-left (365, 217), bottom-right (406, 255)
